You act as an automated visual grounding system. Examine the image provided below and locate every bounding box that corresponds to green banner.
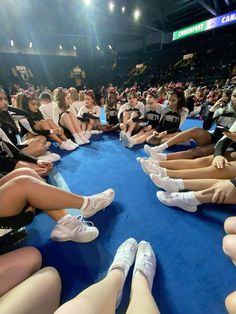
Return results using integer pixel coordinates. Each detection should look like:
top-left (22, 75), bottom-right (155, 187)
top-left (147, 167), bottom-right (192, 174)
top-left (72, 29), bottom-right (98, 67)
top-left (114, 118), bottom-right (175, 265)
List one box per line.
top-left (173, 21), bottom-right (208, 41)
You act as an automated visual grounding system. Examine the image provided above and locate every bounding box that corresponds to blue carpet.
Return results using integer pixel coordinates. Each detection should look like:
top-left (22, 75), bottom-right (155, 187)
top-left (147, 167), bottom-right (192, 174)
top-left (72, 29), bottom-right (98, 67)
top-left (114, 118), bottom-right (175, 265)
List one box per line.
top-left (23, 117), bottom-right (236, 314)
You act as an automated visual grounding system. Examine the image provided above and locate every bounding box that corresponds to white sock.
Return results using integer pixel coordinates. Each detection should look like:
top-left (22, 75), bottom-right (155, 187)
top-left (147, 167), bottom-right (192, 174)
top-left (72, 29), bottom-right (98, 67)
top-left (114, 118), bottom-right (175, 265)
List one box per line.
top-left (156, 142), bottom-right (168, 151)
top-left (126, 132), bottom-right (131, 137)
top-left (159, 153), bottom-right (167, 160)
top-left (81, 197), bottom-right (89, 210)
top-left (176, 179), bottom-right (185, 190)
top-left (183, 191), bottom-right (201, 205)
top-left (159, 167), bottom-right (167, 177)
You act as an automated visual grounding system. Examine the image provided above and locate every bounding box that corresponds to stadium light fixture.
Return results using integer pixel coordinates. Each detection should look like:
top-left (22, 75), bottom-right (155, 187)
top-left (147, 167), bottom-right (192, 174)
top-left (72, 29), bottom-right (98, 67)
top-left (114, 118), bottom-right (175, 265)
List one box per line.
top-left (134, 9), bottom-right (141, 21)
top-left (59, 45), bottom-right (63, 50)
top-left (109, 2), bottom-right (115, 12)
top-left (96, 45), bottom-right (100, 51)
top-left (84, 0), bottom-right (92, 5)
top-left (73, 46), bottom-right (76, 50)
top-left (109, 44), bottom-right (112, 50)
top-left (29, 42), bottom-right (32, 48)
top-left (122, 6), bottom-right (125, 14)
top-left (10, 40), bottom-right (14, 47)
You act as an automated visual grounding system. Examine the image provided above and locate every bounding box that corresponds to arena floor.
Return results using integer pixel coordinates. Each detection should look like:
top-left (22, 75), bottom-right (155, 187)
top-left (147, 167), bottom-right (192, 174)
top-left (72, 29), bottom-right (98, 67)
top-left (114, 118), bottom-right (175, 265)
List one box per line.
top-left (23, 117), bottom-right (236, 314)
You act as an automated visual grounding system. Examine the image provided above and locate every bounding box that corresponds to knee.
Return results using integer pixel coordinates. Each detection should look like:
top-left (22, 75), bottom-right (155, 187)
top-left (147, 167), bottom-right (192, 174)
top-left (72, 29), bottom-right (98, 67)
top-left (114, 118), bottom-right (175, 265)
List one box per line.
top-left (225, 291), bottom-right (236, 314)
top-left (188, 127), bottom-right (201, 137)
top-left (13, 167), bottom-right (38, 178)
top-left (222, 235), bottom-right (236, 261)
top-left (19, 247), bottom-right (42, 272)
top-left (34, 143), bottom-right (47, 155)
top-left (224, 217), bottom-right (236, 234)
top-left (36, 135), bottom-right (47, 144)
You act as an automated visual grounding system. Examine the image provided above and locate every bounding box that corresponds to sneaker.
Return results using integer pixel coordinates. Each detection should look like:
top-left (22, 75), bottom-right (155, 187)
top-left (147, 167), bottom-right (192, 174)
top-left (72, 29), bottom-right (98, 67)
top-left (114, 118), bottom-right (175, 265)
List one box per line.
top-left (121, 133), bottom-right (132, 147)
top-left (156, 191), bottom-right (198, 212)
top-left (39, 152), bottom-right (61, 162)
top-left (144, 145), bottom-right (167, 161)
top-left (66, 139), bottom-right (79, 148)
top-left (81, 189), bottom-right (115, 218)
top-left (138, 158), bottom-right (166, 176)
top-left (119, 131), bottom-right (125, 141)
top-left (59, 141), bottom-right (76, 151)
top-left (50, 215), bottom-right (99, 243)
top-left (132, 241), bottom-right (156, 291)
top-left (108, 238), bottom-right (138, 308)
top-left (71, 136), bottom-right (85, 146)
top-left (150, 174), bottom-right (183, 192)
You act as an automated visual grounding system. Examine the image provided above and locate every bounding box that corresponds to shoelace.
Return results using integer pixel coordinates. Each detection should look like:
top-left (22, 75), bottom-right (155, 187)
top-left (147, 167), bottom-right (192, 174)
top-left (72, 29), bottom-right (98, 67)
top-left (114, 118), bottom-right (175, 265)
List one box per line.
top-left (64, 215), bottom-right (95, 232)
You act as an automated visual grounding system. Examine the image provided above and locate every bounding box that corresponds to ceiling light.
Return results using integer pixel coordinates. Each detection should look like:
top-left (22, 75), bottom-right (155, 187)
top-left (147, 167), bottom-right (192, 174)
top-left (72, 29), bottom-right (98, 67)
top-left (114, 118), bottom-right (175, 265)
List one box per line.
top-left (10, 40), bottom-right (14, 47)
top-left (134, 9), bottom-right (141, 21)
top-left (109, 44), bottom-right (112, 50)
top-left (73, 46), bottom-right (76, 50)
top-left (59, 45), bottom-right (63, 50)
top-left (122, 6), bottom-right (125, 14)
top-left (96, 46), bottom-right (100, 51)
top-left (109, 2), bottom-right (114, 12)
top-left (29, 42), bottom-right (32, 48)
top-left (84, 0), bottom-right (91, 5)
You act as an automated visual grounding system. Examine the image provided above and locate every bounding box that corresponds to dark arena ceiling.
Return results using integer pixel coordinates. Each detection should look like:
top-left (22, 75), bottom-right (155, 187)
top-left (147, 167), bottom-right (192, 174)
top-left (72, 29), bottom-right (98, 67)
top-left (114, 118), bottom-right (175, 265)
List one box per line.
top-left (0, 0), bottom-right (236, 48)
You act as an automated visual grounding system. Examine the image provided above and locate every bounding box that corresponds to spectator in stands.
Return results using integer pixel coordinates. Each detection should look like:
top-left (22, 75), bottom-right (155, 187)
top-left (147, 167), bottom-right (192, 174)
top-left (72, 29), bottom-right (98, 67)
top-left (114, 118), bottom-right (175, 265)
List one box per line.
top-left (0, 168), bottom-right (115, 243)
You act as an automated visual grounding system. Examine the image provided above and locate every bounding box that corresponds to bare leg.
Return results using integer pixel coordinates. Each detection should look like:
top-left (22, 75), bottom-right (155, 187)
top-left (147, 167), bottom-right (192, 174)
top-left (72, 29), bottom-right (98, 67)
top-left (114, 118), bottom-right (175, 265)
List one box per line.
top-left (46, 120), bottom-right (67, 141)
top-left (35, 120), bottom-right (63, 145)
top-left (132, 130), bottom-right (154, 145)
top-left (54, 269), bottom-right (123, 314)
top-left (166, 161), bottom-right (236, 179)
top-left (159, 155), bottom-right (213, 170)
top-left (0, 175), bottom-right (98, 217)
top-left (224, 217), bottom-right (236, 234)
top-left (194, 185), bottom-right (236, 204)
top-left (60, 113), bottom-right (77, 135)
top-left (120, 112), bottom-right (132, 133)
top-left (14, 161), bottom-right (52, 177)
top-left (183, 179), bottom-right (224, 191)
top-left (165, 144), bottom-right (215, 161)
top-left (225, 291), bottom-right (236, 314)
top-left (67, 112), bottom-right (83, 133)
top-left (163, 127), bottom-right (212, 148)
top-left (126, 272), bottom-right (160, 314)
top-left (0, 247), bottom-right (42, 297)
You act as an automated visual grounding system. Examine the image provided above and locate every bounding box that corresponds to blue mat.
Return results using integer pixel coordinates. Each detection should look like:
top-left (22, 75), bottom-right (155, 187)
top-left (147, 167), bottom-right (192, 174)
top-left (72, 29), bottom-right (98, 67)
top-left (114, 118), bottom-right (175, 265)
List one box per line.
top-left (23, 117), bottom-right (236, 314)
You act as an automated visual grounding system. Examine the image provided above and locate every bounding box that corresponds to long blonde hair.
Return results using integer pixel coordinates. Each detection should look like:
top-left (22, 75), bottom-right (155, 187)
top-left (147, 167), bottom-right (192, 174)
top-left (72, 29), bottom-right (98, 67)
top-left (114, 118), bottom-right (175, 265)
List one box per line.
top-left (69, 87), bottom-right (79, 102)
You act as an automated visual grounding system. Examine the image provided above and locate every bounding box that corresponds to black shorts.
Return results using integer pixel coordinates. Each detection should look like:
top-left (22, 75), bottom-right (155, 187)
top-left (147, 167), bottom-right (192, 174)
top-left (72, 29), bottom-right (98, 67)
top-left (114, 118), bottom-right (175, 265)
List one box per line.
top-left (0, 210), bottom-right (34, 230)
top-left (0, 158), bottom-right (17, 175)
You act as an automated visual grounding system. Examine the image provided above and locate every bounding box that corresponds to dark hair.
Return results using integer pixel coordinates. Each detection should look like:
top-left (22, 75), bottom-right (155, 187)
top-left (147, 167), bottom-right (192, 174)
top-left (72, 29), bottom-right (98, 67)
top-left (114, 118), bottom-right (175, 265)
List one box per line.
top-left (39, 92), bottom-right (52, 101)
top-left (168, 88), bottom-right (186, 112)
top-left (0, 89), bottom-right (19, 134)
top-left (21, 92), bottom-right (38, 112)
top-left (85, 90), bottom-right (96, 104)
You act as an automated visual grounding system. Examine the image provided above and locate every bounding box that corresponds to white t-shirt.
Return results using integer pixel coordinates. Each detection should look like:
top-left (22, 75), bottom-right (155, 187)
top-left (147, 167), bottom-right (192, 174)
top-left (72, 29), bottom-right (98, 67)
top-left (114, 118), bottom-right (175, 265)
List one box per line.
top-left (118, 101), bottom-right (145, 122)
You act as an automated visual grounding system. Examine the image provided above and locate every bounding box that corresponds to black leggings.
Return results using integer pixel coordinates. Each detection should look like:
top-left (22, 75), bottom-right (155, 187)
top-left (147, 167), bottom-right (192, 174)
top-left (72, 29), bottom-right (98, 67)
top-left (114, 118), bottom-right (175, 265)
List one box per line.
top-left (0, 211), bottom-right (34, 230)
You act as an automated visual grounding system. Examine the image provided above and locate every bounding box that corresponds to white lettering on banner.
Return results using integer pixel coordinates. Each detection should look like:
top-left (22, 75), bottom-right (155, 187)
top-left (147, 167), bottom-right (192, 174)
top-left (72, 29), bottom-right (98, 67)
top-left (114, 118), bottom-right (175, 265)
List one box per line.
top-left (222, 13), bottom-right (236, 23)
top-left (178, 23), bottom-right (204, 37)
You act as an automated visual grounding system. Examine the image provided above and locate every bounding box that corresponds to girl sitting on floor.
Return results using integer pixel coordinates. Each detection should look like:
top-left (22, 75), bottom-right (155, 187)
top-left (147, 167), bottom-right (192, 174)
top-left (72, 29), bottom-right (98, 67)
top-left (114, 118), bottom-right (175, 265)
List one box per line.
top-left (78, 90), bottom-right (101, 142)
top-left (118, 89), bottom-right (146, 146)
top-left (121, 88), bottom-right (162, 148)
top-left (145, 87), bottom-right (189, 146)
top-left (21, 92), bottom-right (76, 151)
